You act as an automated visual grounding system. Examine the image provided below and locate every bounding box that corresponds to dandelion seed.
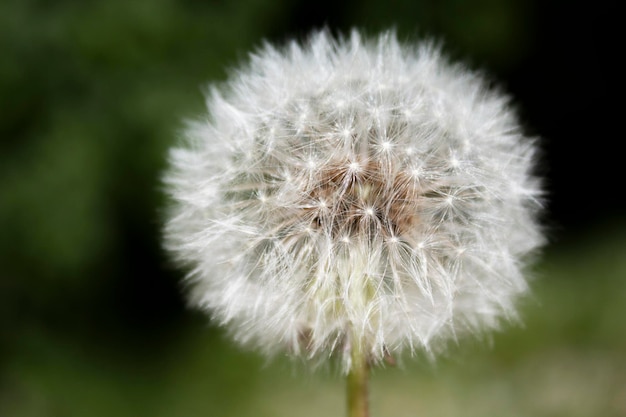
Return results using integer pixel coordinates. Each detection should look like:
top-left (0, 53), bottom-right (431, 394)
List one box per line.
top-left (163, 28), bottom-right (544, 393)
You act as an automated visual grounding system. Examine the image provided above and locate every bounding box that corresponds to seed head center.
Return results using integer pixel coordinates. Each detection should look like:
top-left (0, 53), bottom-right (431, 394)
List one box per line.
top-left (306, 158), bottom-right (421, 240)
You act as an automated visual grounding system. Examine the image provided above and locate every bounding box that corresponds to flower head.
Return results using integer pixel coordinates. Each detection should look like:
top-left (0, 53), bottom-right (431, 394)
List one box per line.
top-left (163, 30), bottom-right (544, 371)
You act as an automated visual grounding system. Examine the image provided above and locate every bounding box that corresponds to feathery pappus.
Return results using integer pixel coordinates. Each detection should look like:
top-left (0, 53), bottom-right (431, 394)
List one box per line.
top-left (163, 29), bottom-right (544, 372)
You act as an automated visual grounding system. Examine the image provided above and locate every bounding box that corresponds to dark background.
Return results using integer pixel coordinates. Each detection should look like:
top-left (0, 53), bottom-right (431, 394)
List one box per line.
top-left (2, 1), bottom-right (624, 416)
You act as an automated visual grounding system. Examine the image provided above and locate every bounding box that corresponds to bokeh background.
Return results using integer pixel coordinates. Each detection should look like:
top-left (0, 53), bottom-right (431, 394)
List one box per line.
top-left (1, 1), bottom-right (624, 416)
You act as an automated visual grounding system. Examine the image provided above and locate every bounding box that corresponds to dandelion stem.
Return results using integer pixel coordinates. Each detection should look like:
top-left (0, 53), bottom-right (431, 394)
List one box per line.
top-left (347, 342), bottom-right (369, 417)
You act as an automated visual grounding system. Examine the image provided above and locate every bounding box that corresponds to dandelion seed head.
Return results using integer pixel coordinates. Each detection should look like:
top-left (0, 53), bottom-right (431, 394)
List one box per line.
top-left (163, 29), bottom-right (544, 372)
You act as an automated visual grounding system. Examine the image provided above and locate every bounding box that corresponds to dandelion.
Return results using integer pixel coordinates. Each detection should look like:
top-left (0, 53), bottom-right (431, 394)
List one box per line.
top-left (163, 29), bottom-right (544, 416)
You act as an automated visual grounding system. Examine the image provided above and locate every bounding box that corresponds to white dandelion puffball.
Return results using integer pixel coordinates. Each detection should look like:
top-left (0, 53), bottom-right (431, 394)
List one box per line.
top-left (164, 30), bottom-right (544, 370)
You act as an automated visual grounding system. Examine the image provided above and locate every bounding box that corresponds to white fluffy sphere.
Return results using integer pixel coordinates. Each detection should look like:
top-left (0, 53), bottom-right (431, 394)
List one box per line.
top-left (163, 30), bottom-right (544, 370)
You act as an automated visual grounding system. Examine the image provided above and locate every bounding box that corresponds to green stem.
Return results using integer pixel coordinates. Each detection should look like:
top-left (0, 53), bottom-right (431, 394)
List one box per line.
top-left (347, 343), bottom-right (369, 417)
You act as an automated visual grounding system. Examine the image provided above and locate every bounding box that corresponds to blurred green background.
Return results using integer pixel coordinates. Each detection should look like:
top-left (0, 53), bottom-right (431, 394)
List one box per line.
top-left (1, 0), bottom-right (624, 416)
